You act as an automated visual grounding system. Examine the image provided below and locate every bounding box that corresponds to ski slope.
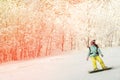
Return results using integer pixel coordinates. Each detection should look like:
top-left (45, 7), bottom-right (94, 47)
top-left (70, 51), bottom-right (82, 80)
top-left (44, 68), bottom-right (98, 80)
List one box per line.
top-left (0, 47), bottom-right (120, 80)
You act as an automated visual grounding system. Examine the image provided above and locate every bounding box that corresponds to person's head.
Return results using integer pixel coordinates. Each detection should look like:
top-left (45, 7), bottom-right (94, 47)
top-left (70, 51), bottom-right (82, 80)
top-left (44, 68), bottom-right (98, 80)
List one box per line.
top-left (90, 40), bottom-right (96, 45)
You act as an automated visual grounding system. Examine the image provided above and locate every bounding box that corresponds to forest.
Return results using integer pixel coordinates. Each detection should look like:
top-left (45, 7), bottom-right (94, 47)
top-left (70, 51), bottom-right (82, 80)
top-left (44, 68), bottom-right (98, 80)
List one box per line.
top-left (0, 0), bottom-right (120, 63)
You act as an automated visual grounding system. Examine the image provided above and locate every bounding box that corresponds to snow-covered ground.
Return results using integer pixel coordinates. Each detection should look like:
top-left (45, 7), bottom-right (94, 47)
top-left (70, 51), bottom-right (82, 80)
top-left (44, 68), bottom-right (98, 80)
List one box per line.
top-left (0, 47), bottom-right (120, 80)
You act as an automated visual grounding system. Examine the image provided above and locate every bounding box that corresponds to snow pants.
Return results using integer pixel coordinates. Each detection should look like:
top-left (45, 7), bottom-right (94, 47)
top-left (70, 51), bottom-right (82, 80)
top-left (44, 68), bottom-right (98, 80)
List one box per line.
top-left (90, 55), bottom-right (106, 70)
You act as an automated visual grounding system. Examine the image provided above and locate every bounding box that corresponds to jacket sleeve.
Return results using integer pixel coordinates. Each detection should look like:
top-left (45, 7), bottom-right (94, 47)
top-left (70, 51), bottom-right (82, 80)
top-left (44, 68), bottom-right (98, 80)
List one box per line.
top-left (87, 47), bottom-right (91, 57)
top-left (98, 48), bottom-right (102, 54)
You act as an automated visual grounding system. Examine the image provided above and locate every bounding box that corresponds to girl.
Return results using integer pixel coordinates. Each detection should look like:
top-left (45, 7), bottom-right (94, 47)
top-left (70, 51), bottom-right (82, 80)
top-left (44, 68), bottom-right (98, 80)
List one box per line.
top-left (87, 40), bottom-right (107, 71)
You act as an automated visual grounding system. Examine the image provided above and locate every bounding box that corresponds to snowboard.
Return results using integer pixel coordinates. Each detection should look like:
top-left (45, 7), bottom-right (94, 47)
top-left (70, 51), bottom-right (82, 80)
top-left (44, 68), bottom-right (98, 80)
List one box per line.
top-left (88, 67), bottom-right (112, 73)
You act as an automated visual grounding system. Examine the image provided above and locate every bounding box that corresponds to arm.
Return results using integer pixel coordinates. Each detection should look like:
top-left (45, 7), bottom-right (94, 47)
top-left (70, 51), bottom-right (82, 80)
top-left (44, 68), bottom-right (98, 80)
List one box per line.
top-left (98, 48), bottom-right (104, 57)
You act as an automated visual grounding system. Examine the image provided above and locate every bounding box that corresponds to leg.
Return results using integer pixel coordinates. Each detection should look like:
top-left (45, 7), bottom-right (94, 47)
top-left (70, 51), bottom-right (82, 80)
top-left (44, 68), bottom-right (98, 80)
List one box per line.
top-left (96, 56), bottom-right (106, 69)
top-left (90, 57), bottom-right (97, 70)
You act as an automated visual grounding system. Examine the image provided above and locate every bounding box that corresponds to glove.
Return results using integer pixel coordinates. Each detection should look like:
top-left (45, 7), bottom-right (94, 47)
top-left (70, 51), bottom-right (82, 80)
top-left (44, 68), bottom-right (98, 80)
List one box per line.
top-left (86, 57), bottom-right (89, 61)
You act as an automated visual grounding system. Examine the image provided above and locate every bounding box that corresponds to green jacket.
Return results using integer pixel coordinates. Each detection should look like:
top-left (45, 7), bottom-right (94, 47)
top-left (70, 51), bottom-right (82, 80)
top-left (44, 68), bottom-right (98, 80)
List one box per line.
top-left (88, 45), bottom-right (102, 57)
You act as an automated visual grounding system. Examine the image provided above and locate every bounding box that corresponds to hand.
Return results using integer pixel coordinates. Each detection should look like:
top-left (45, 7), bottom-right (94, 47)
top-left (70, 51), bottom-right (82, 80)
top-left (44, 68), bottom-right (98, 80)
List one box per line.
top-left (101, 54), bottom-right (104, 57)
top-left (86, 57), bottom-right (89, 61)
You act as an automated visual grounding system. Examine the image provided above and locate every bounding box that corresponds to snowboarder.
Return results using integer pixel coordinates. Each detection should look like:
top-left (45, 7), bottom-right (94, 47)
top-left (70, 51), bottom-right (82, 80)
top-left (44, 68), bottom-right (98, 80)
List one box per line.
top-left (86, 40), bottom-right (107, 71)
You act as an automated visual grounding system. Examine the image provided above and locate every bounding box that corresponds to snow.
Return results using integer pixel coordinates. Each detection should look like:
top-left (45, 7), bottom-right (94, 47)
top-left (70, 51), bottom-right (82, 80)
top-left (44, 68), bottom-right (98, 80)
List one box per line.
top-left (0, 47), bottom-right (120, 80)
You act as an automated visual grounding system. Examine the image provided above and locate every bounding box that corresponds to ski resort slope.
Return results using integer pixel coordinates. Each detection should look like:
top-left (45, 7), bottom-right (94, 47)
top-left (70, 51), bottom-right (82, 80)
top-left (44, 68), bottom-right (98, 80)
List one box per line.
top-left (0, 47), bottom-right (120, 80)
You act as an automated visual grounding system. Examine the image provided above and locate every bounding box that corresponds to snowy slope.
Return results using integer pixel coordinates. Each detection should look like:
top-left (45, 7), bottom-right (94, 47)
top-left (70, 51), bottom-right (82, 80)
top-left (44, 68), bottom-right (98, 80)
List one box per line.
top-left (0, 47), bottom-right (120, 80)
